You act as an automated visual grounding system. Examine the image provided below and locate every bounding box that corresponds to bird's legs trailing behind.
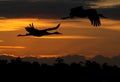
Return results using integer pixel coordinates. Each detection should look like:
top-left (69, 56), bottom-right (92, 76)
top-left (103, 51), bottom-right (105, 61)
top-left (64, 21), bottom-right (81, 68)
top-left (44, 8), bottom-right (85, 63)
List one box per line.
top-left (17, 33), bottom-right (31, 37)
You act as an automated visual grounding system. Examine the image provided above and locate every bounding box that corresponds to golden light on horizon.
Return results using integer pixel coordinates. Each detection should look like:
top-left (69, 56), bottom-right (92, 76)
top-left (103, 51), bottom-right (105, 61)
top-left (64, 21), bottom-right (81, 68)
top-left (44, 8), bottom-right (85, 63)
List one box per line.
top-left (31, 54), bottom-right (59, 58)
top-left (0, 40), bottom-right (3, 42)
top-left (0, 46), bottom-right (25, 49)
top-left (0, 18), bottom-right (119, 31)
top-left (101, 19), bottom-right (120, 31)
top-left (33, 35), bottom-right (97, 39)
top-left (0, 18), bottom-right (52, 31)
top-left (0, 18), bottom-right (120, 58)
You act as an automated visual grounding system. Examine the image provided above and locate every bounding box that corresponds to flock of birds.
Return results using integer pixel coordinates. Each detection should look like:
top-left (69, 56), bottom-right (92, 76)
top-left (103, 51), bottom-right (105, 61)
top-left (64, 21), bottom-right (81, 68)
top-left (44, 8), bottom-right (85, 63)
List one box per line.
top-left (18, 6), bottom-right (106, 37)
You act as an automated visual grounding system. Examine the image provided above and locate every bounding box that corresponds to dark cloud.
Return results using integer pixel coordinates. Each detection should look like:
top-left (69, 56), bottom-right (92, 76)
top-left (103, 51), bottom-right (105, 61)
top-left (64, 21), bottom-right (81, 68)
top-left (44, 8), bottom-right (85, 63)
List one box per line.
top-left (98, 5), bottom-right (120, 20)
top-left (0, 0), bottom-right (119, 20)
top-left (0, 1), bottom-right (76, 18)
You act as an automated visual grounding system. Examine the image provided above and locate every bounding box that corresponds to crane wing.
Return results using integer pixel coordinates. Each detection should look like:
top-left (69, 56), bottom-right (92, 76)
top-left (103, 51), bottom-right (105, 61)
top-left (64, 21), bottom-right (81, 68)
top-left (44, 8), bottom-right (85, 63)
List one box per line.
top-left (87, 9), bottom-right (101, 26)
top-left (25, 23), bottom-right (40, 33)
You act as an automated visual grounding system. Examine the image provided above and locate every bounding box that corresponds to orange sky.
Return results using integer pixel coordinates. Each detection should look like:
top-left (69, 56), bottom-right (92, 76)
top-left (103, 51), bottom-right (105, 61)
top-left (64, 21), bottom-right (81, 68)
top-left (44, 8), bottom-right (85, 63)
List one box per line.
top-left (0, 18), bottom-right (120, 58)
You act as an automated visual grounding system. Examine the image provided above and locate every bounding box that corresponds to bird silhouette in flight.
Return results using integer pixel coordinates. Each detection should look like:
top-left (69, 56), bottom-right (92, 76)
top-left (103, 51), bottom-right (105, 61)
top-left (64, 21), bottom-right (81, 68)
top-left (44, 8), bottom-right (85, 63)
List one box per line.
top-left (17, 23), bottom-right (61, 37)
top-left (61, 6), bottom-right (106, 26)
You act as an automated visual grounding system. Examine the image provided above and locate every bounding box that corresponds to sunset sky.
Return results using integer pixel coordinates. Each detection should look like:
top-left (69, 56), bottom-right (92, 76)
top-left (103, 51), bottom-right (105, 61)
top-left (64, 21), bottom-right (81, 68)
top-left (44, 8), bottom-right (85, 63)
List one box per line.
top-left (0, 0), bottom-right (120, 58)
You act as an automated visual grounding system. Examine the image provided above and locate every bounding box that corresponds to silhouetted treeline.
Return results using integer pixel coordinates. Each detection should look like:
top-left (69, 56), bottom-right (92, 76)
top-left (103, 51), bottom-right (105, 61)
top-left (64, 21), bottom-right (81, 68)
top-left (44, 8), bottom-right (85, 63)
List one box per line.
top-left (0, 57), bottom-right (120, 82)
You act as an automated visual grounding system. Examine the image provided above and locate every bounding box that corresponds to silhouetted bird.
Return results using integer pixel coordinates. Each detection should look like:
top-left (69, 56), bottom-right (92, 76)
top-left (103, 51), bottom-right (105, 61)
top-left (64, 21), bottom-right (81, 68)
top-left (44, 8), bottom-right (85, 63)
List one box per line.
top-left (17, 23), bottom-right (61, 37)
top-left (61, 6), bottom-right (106, 26)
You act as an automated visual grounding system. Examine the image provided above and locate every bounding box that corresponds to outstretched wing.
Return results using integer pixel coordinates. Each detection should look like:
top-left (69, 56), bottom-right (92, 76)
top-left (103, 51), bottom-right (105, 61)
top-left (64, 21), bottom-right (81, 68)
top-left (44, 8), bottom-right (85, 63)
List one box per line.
top-left (29, 23), bottom-right (34, 28)
top-left (25, 23), bottom-right (40, 33)
top-left (44, 23), bottom-right (61, 31)
top-left (87, 9), bottom-right (101, 26)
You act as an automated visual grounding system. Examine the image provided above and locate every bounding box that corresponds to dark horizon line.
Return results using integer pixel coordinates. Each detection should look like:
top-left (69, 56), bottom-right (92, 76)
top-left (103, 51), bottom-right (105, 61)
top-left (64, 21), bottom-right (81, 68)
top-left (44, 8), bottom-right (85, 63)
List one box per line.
top-left (1, 53), bottom-right (119, 58)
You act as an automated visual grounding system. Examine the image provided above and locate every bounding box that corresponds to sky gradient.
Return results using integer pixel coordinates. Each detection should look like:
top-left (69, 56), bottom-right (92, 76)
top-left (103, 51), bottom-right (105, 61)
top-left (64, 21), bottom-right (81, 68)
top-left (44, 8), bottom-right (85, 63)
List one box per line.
top-left (0, 0), bottom-right (120, 58)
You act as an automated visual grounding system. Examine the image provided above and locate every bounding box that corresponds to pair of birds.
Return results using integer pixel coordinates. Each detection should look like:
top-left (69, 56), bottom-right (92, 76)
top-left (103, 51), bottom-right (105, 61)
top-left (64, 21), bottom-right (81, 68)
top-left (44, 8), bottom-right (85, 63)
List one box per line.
top-left (18, 6), bottom-right (106, 37)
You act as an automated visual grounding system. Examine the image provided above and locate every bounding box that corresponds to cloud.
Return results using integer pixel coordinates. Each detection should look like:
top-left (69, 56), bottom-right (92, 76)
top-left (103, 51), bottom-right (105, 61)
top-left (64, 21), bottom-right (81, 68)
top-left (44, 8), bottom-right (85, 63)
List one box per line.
top-left (90, 0), bottom-right (120, 8)
top-left (0, 46), bottom-right (25, 49)
top-left (0, 40), bottom-right (3, 42)
top-left (0, 0), bottom-right (38, 1)
top-left (33, 35), bottom-right (97, 39)
top-left (0, 0), bottom-right (119, 20)
top-left (0, 1), bottom-right (69, 18)
top-left (98, 5), bottom-right (120, 20)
